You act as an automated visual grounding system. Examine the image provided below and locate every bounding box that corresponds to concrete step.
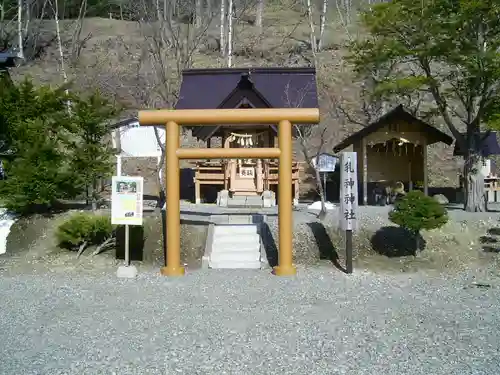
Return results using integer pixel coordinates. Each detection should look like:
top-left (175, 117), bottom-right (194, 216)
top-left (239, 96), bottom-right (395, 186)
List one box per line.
top-left (211, 243), bottom-right (261, 253)
top-left (208, 259), bottom-right (261, 269)
top-left (210, 251), bottom-right (261, 262)
top-left (213, 224), bottom-right (258, 235)
top-left (212, 233), bottom-right (260, 246)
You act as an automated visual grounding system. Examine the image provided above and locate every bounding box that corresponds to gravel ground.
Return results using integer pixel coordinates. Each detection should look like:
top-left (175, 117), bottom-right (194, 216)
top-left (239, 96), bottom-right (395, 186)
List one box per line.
top-left (1, 268), bottom-right (499, 375)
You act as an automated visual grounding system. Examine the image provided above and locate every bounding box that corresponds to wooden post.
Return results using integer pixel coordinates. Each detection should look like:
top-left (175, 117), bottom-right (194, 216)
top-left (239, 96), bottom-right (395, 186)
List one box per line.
top-left (362, 138), bottom-right (368, 205)
top-left (256, 159), bottom-right (263, 193)
top-left (230, 160), bottom-right (237, 192)
top-left (423, 141), bottom-right (428, 196)
top-left (274, 120), bottom-right (295, 276)
top-left (162, 121), bottom-right (184, 276)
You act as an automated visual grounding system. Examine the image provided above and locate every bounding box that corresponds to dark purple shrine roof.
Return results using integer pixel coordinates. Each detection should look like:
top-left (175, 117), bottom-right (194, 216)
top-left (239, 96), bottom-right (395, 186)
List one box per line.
top-left (175, 67), bottom-right (318, 140)
top-left (453, 132), bottom-right (500, 157)
top-left (0, 52), bottom-right (16, 68)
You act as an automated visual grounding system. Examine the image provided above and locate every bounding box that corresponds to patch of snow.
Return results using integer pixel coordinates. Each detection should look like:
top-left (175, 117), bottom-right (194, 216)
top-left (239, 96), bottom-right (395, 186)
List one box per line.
top-left (307, 201), bottom-right (336, 211)
top-left (0, 208), bottom-right (17, 255)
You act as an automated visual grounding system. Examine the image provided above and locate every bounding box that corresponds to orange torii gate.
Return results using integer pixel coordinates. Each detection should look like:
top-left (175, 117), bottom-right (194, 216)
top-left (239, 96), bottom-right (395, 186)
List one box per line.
top-left (138, 108), bottom-right (320, 276)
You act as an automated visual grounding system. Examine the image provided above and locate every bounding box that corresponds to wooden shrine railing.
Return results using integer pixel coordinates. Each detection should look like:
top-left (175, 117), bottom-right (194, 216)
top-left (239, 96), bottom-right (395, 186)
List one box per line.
top-left (193, 160), bottom-right (302, 203)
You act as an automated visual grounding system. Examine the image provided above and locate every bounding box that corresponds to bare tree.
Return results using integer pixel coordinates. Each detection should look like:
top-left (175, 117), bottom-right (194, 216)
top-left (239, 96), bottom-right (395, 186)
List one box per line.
top-left (220, 0), bottom-right (225, 54)
top-left (47, 0), bottom-right (71, 113)
top-left (137, 0), bottom-right (215, 199)
top-left (285, 82), bottom-right (329, 218)
top-left (329, 72), bottom-right (425, 130)
top-left (255, 0), bottom-right (264, 29)
top-left (305, 0), bottom-right (316, 53)
top-left (69, 0), bottom-right (91, 64)
top-left (195, 0), bottom-right (202, 27)
top-left (227, 0), bottom-right (234, 66)
top-left (317, 0), bottom-right (328, 51)
top-left (17, 0), bottom-right (23, 58)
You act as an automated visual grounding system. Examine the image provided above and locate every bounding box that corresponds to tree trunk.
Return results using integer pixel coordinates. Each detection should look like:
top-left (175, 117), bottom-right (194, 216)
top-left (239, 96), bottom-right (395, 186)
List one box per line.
top-left (153, 127), bottom-right (166, 206)
top-left (51, 0), bottom-right (70, 113)
top-left (206, 0), bottom-right (211, 19)
top-left (414, 230), bottom-right (420, 256)
top-left (220, 0), bottom-right (225, 55)
top-left (343, 0), bottom-right (350, 24)
top-left (306, 0), bottom-right (316, 53)
top-left (255, 0), bottom-right (263, 28)
top-left (17, 0), bottom-right (24, 59)
top-left (227, 0), bottom-right (233, 67)
top-left (24, 0), bottom-right (30, 37)
top-left (464, 153), bottom-right (486, 212)
top-left (155, 0), bottom-right (161, 20)
top-left (195, 0), bottom-right (202, 27)
top-left (91, 180), bottom-right (98, 211)
top-left (318, 0), bottom-right (328, 51)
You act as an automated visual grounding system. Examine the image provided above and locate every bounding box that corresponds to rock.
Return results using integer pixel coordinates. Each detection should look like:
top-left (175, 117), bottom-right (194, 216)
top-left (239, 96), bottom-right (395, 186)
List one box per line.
top-left (433, 194), bottom-right (449, 204)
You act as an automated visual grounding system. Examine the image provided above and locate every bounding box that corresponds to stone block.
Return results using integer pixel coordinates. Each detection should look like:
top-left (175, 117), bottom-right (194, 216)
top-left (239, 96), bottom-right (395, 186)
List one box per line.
top-left (217, 189), bottom-right (229, 207)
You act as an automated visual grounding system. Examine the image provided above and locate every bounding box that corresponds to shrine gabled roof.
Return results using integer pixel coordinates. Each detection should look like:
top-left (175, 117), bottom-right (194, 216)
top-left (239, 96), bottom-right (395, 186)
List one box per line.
top-left (453, 132), bottom-right (500, 157)
top-left (332, 105), bottom-right (453, 152)
top-left (175, 67), bottom-right (318, 140)
top-left (0, 52), bottom-right (17, 68)
top-left (175, 67), bottom-right (318, 110)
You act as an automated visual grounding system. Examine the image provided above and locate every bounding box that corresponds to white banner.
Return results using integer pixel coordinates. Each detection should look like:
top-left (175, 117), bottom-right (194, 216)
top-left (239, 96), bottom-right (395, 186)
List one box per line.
top-left (111, 176), bottom-right (144, 226)
top-left (339, 152), bottom-right (358, 231)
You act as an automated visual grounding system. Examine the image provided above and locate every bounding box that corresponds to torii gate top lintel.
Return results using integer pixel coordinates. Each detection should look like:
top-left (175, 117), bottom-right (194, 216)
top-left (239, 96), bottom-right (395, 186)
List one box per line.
top-left (138, 108), bottom-right (320, 126)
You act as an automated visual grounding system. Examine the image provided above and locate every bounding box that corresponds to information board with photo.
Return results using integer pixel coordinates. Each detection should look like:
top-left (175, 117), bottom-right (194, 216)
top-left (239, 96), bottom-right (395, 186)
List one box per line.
top-left (111, 176), bottom-right (144, 226)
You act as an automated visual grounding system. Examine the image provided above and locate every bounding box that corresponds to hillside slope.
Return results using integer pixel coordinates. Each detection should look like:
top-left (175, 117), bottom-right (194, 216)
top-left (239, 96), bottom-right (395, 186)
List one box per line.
top-left (10, 9), bottom-right (461, 190)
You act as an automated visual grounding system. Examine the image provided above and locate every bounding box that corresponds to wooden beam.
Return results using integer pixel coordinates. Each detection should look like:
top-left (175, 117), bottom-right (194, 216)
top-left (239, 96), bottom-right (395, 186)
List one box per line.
top-left (139, 108), bottom-right (320, 126)
top-left (176, 148), bottom-right (281, 160)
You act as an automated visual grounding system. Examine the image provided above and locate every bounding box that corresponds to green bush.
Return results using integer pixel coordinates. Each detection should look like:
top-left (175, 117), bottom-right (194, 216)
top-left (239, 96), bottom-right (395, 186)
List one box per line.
top-left (389, 190), bottom-right (448, 250)
top-left (56, 213), bottom-right (114, 250)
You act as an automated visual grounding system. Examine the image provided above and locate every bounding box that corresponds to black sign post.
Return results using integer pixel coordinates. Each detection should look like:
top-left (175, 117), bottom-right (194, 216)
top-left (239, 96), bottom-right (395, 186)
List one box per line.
top-left (339, 152), bottom-right (358, 274)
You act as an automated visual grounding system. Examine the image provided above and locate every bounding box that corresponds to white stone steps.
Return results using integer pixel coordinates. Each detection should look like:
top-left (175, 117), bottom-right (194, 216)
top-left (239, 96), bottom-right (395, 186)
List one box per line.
top-left (211, 243), bottom-right (261, 253)
top-left (213, 224), bottom-right (258, 235)
top-left (212, 233), bottom-right (260, 246)
top-left (209, 259), bottom-right (261, 269)
top-left (210, 251), bottom-right (261, 262)
top-left (207, 219), bottom-right (263, 270)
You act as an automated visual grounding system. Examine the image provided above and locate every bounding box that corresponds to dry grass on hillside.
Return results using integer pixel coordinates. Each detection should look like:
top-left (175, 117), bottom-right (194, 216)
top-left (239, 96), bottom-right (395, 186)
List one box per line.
top-left (10, 8), bottom-right (460, 188)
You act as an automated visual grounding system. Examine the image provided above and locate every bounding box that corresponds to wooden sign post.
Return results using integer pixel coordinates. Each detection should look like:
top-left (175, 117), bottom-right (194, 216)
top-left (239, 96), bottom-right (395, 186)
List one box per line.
top-left (339, 152), bottom-right (358, 274)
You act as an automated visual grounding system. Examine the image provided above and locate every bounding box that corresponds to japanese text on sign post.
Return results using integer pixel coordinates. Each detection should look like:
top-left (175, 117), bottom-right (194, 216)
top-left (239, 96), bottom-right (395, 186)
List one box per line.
top-left (339, 152), bottom-right (358, 231)
top-left (111, 176), bottom-right (144, 226)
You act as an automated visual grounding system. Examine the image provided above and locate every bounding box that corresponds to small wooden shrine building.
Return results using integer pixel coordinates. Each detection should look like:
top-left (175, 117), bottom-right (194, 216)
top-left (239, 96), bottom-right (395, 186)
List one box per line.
top-left (333, 105), bottom-right (453, 205)
top-left (175, 67), bottom-right (318, 205)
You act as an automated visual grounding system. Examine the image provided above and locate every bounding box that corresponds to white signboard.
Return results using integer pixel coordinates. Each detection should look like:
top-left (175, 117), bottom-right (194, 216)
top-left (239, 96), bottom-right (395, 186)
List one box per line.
top-left (339, 152), bottom-right (358, 231)
top-left (113, 122), bottom-right (165, 158)
top-left (111, 176), bottom-right (144, 226)
top-left (311, 153), bottom-right (338, 172)
top-left (239, 167), bottom-right (255, 179)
